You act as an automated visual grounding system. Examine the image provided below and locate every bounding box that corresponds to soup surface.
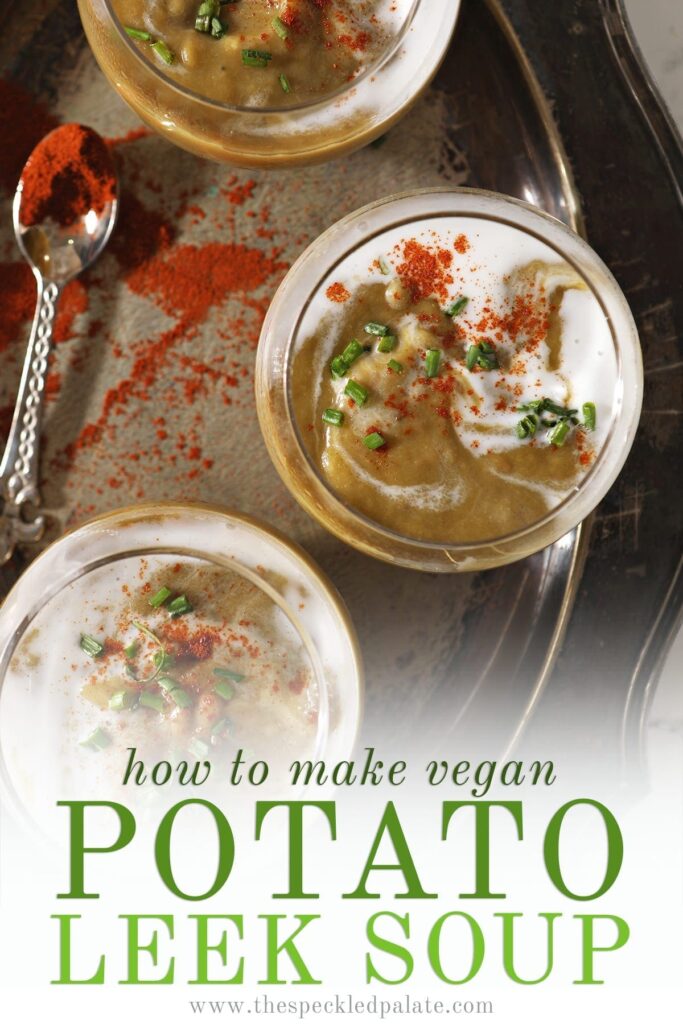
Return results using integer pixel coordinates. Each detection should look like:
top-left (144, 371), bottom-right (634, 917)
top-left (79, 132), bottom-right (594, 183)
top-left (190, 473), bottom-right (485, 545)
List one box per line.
top-left (290, 216), bottom-right (617, 543)
top-left (8, 554), bottom-right (319, 771)
top-left (112, 0), bottom-right (399, 107)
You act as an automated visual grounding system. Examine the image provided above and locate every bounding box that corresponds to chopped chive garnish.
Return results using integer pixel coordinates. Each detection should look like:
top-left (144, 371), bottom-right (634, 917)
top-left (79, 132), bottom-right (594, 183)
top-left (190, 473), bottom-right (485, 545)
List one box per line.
top-left (211, 716), bottom-right (230, 737)
top-left (549, 420), bottom-right (571, 446)
top-left (387, 359), bottom-right (403, 373)
top-left (279, 73), bottom-right (292, 93)
top-left (465, 341), bottom-right (498, 371)
top-left (139, 691), bottom-right (165, 712)
top-left (322, 408), bottom-right (344, 427)
top-left (189, 737), bottom-right (210, 759)
top-left (330, 355), bottom-right (348, 379)
top-left (80, 727), bottom-right (111, 752)
top-left (125, 26), bottom-right (152, 41)
top-left (157, 674), bottom-right (192, 707)
top-left (149, 586), bottom-right (172, 608)
top-left (242, 49), bottom-right (272, 67)
top-left (583, 402), bottom-right (596, 430)
top-left (127, 621), bottom-right (166, 684)
top-left (215, 680), bottom-right (235, 701)
top-left (446, 296), bottom-right (469, 317)
top-left (363, 432), bottom-right (386, 450)
top-left (364, 322), bottom-right (390, 336)
top-left (109, 690), bottom-right (135, 711)
top-left (378, 256), bottom-right (391, 275)
top-left (516, 414), bottom-right (538, 439)
top-left (213, 667), bottom-right (246, 682)
top-left (345, 380), bottom-right (369, 406)
top-left (377, 334), bottom-right (396, 353)
top-left (169, 687), bottom-right (192, 708)
top-left (80, 634), bottom-right (104, 659)
top-left (124, 641), bottom-right (138, 659)
top-left (465, 345), bottom-right (479, 371)
top-left (195, 0), bottom-right (222, 33)
top-left (168, 594), bottom-right (192, 618)
top-left (151, 40), bottom-right (174, 64)
top-left (157, 675), bottom-right (178, 693)
top-left (425, 348), bottom-right (441, 378)
top-left (341, 339), bottom-right (364, 366)
top-left (153, 650), bottom-right (175, 671)
top-left (520, 397), bottom-right (578, 421)
top-left (272, 16), bottom-right (289, 39)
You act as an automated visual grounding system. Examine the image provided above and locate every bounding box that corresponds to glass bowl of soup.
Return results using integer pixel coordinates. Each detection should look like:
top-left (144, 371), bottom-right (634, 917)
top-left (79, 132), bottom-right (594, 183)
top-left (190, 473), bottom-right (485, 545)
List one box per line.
top-left (0, 503), bottom-right (362, 827)
top-left (77, 0), bottom-right (461, 167)
top-left (255, 188), bottom-right (643, 572)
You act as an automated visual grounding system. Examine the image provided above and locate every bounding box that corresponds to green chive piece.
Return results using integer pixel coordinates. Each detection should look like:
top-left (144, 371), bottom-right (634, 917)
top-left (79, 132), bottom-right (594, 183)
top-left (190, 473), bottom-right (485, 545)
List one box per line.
top-left (189, 737), bottom-right (210, 759)
top-left (519, 399), bottom-right (545, 413)
top-left (549, 420), bottom-right (571, 446)
top-left (168, 594), bottom-right (192, 618)
top-left (516, 414), bottom-right (538, 439)
top-left (363, 432), bottom-right (386, 450)
top-left (583, 402), bottom-right (597, 430)
top-left (341, 339), bottom-right (364, 366)
top-left (279, 73), bottom-right (292, 93)
top-left (125, 26), bottom-right (152, 41)
top-left (322, 408), bottom-right (344, 427)
top-left (377, 334), bottom-right (396, 353)
top-left (344, 380), bottom-right (369, 405)
top-left (210, 16), bottom-right (224, 38)
top-left (364, 322), bottom-right (390, 336)
top-left (211, 716), bottom-right (230, 737)
top-left (272, 16), bottom-right (289, 39)
top-left (242, 49), bottom-right (272, 67)
top-left (153, 650), bottom-right (174, 671)
top-left (124, 641), bottom-right (138, 659)
top-left (157, 675), bottom-right (179, 693)
top-left (215, 680), bottom-right (235, 701)
top-left (330, 355), bottom-right (348, 379)
top-left (140, 691), bottom-right (165, 712)
top-left (446, 296), bottom-right (469, 317)
top-left (80, 634), bottom-right (104, 659)
top-left (425, 348), bottom-right (441, 378)
top-left (378, 256), bottom-right (391, 275)
top-left (387, 359), bottom-right (403, 373)
top-left (108, 690), bottom-right (136, 711)
top-left (465, 345), bottom-right (479, 371)
top-left (476, 341), bottom-right (499, 370)
top-left (169, 687), bottom-right (192, 708)
top-left (149, 586), bottom-right (172, 608)
top-left (151, 40), bottom-right (174, 64)
top-left (80, 727), bottom-right (111, 751)
top-left (213, 667), bottom-right (246, 682)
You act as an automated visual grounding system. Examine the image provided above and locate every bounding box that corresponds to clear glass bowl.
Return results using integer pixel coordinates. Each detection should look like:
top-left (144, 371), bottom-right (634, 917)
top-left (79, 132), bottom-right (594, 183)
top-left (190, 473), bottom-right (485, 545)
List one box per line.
top-left (0, 503), bottom-right (363, 828)
top-left (77, 0), bottom-right (461, 167)
top-left (255, 187), bottom-right (643, 573)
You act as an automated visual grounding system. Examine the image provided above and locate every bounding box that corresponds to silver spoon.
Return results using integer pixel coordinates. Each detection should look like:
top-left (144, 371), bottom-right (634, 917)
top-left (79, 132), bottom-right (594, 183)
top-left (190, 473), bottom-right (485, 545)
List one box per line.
top-left (0, 124), bottom-right (118, 566)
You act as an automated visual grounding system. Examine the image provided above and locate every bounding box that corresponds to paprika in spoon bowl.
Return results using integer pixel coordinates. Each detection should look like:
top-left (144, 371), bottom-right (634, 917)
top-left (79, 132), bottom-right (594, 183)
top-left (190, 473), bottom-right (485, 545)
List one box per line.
top-left (0, 124), bottom-right (118, 566)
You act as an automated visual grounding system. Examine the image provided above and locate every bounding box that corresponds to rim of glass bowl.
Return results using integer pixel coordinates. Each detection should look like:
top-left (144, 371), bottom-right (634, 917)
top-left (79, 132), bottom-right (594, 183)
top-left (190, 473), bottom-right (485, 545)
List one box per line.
top-left (257, 186), bottom-right (643, 559)
top-left (105, 0), bottom-right (425, 116)
top-left (0, 502), bottom-right (364, 825)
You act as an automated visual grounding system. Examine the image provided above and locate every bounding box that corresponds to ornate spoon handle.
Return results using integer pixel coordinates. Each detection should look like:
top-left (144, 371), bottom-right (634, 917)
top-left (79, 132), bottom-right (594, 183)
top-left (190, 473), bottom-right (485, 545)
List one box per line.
top-left (0, 277), bottom-right (60, 565)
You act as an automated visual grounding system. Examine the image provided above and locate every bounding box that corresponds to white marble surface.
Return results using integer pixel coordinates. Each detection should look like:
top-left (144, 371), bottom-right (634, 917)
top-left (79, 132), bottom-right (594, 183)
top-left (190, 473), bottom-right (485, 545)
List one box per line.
top-left (625, 0), bottom-right (683, 130)
top-left (623, 0), bottom-right (682, 778)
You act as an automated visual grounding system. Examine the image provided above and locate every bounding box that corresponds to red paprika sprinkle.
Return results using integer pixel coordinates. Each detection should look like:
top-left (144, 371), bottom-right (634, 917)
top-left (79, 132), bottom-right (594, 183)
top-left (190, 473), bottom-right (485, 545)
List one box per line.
top-left (326, 282), bottom-right (351, 303)
top-left (19, 124), bottom-right (116, 228)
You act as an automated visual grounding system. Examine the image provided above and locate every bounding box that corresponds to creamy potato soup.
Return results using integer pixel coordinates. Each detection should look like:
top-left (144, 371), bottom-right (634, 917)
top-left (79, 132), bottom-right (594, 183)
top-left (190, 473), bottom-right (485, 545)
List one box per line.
top-left (290, 217), bottom-right (618, 544)
top-left (7, 554), bottom-right (319, 773)
top-left (113, 0), bottom-right (399, 107)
